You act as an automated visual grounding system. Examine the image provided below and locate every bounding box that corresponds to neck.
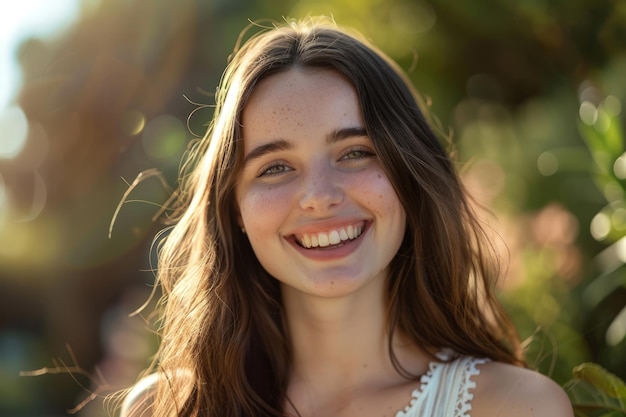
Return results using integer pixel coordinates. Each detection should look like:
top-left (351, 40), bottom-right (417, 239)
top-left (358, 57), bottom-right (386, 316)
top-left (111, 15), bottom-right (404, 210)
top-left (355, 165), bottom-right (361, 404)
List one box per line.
top-left (282, 278), bottom-right (428, 392)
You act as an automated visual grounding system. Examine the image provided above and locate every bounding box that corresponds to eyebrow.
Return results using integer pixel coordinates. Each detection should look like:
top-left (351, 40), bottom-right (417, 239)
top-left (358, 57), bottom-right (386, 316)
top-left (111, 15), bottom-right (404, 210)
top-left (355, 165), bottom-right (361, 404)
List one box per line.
top-left (243, 126), bottom-right (368, 165)
top-left (243, 139), bottom-right (293, 165)
top-left (327, 126), bottom-right (368, 144)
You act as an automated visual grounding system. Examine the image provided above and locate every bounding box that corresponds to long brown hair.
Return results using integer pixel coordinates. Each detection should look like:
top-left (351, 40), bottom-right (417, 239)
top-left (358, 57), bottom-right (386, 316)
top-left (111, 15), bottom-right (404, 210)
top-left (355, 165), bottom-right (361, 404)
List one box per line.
top-left (131, 17), bottom-right (523, 417)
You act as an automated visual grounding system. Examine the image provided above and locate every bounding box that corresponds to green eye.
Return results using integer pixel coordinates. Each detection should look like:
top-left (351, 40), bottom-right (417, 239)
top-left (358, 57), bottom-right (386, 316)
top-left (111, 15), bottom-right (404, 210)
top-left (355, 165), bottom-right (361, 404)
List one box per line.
top-left (345, 150), bottom-right (364, 159)
top-left (258, 164), bottom-right (290, 177)
top-left (341, 148), bottom-right (374, 160)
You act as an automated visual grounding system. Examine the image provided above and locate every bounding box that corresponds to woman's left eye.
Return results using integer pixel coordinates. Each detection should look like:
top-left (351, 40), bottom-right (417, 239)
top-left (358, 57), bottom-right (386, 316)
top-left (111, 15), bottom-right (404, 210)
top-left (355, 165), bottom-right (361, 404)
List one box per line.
top-left (340, 148), bottom-right (375, 161)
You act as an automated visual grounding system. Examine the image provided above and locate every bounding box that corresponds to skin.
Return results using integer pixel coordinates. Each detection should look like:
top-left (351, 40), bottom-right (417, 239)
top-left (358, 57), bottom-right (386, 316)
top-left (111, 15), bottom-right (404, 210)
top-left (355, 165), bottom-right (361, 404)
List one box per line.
top-left (233, 68), bottom-right (574, 417)
top-left (472, 362), bottom-right (575, 417)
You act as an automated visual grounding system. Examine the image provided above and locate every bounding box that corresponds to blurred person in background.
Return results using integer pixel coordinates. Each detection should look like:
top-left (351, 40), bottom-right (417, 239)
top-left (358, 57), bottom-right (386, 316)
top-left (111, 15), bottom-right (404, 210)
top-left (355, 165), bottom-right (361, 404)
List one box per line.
top-left (120, 17), bottom-right (574, 417)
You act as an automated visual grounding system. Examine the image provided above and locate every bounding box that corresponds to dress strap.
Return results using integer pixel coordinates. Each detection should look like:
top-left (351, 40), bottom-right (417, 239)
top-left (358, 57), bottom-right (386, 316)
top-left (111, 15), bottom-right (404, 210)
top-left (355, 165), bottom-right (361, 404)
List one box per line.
top-left (395, 351), bottom-right (489, 417)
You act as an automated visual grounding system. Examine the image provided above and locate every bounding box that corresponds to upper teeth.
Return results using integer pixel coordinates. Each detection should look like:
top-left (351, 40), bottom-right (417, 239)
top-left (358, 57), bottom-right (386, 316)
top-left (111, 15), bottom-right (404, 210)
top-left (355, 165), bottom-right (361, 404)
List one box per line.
top-left (297, 224), bottom-right (364, 248)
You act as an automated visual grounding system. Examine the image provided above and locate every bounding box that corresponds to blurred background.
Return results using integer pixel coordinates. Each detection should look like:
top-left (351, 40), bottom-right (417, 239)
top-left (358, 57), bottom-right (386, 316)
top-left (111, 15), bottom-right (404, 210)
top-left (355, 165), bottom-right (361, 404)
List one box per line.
top-left (0, 0), bottom-right (625, 415)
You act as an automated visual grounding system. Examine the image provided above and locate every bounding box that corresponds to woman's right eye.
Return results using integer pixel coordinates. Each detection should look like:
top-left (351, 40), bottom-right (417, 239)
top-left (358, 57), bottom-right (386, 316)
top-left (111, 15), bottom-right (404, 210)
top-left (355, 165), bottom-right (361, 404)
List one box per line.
top-left (257, 163), bottom-right (291, 177)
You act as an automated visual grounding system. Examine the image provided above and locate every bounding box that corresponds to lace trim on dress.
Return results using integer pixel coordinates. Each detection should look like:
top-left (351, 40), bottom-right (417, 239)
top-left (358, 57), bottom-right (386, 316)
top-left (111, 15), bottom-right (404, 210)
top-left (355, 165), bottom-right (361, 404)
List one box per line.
top-left (394, 349), bottom-right (489, 417)
top-left (453, 356), bottom-right (488, 417)
top-left (394, 357), bottom-right (440, 416)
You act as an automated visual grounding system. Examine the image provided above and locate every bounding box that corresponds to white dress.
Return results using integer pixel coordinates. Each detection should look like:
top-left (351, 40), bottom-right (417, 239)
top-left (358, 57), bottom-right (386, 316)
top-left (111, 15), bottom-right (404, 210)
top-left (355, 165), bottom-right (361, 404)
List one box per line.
top-left (395, 350), bottom-right (488, 417)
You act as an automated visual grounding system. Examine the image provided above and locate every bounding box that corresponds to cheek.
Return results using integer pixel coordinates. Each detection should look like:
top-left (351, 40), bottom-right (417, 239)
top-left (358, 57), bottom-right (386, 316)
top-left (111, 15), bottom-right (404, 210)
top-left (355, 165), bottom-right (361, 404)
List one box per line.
top-left (354, 170), bottom-right (405, 219)
top-left (238, 185), bottom-right (293, 236)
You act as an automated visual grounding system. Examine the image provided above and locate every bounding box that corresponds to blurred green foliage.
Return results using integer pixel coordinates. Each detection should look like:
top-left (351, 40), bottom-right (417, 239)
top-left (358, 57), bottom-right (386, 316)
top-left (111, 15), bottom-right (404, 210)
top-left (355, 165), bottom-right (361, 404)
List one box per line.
top-left (1, 0), bottom-right (625, 415)
top-left (567, 362), bottom-right (626, 416)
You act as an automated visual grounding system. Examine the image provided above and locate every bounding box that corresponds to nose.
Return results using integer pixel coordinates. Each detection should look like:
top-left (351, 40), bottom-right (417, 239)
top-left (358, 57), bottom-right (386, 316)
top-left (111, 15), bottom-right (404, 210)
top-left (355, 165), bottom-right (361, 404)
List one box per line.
top-left (298, 162), bottom-right (344, 212)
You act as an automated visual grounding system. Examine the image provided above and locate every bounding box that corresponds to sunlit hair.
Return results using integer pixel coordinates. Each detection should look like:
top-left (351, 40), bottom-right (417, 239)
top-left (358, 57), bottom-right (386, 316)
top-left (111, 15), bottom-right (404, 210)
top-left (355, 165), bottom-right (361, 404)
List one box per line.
top-left (127, 17), bottom-right (523, 417)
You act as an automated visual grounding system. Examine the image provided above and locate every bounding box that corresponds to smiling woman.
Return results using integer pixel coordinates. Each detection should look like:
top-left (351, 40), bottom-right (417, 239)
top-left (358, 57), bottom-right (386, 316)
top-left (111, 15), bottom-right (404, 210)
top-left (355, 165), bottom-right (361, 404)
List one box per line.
top-left (120, 17), bottom-right (574, 417)
top-left (235, 68), bottom-right (406, 299)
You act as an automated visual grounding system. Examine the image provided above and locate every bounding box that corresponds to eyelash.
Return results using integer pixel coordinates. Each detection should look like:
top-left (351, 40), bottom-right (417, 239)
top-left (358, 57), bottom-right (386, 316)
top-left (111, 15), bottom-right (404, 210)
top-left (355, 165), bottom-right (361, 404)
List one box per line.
top-left (257, 162), bottom-right (291, 178)
top-left (340, 147), bottom-right (375, 161)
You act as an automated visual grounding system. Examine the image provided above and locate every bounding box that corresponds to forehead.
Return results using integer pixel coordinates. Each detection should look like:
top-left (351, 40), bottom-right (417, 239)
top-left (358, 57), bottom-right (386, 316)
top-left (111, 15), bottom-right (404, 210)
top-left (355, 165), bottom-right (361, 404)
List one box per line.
top-left (241, 68), bottom-right (363, 141)
top-left (248, 67), bottom-right (355, 103)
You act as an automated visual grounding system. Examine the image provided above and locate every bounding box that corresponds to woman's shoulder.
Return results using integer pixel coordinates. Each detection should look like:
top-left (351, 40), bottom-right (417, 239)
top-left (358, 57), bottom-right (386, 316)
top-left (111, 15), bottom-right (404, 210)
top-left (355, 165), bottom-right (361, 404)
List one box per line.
top-left (120, 369), bottom-right (194, 417)
top-left (471, 361), bottom-right (574, 417)
top-left (120, 373), bottom-right (160, 417)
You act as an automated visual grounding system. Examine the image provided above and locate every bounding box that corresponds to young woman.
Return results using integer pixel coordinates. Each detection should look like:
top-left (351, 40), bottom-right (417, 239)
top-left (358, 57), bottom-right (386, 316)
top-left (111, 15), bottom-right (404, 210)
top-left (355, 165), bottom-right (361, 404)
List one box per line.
top-left (121, 18), bottom-right (573, 417)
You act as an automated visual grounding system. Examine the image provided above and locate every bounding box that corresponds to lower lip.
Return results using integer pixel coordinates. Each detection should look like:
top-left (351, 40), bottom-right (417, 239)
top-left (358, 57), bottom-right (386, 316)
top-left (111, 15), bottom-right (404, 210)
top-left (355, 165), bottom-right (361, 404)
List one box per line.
top-left (287, 224), bottom-right (369, 261)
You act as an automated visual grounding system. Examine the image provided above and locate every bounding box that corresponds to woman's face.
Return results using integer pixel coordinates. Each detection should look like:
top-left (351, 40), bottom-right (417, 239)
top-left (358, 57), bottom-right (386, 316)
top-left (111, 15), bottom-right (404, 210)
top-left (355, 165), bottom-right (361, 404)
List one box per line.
top-left (235, 68), bottom-right (406, 300)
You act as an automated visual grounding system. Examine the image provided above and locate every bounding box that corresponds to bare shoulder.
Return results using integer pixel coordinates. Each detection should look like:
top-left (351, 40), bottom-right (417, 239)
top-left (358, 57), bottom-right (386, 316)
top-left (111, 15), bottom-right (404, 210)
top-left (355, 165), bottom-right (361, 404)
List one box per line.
top-left (120, 373), bottom-right (160, 417)
top-left (471, 361), bottom-right (574, 417)
top-left (120, 369), bottom-right (194, 417)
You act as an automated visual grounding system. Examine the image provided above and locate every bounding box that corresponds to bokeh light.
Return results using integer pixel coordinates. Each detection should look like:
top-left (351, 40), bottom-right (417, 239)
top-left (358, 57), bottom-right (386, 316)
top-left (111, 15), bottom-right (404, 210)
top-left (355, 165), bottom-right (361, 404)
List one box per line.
top-left (0, 106), bottom-right (28, 159)
top-left (606, 306), bottom-right (626, 346)
top-left (537, 151), bottom-right (558, 176)
top-left (591, 212), bottom-right (611, 241)
top-left (579, 101), bottom-right (598, 126)
top-left (613, 152), bottom-right (626, 179)
top-left (120, 109), bottom-right (146, 136)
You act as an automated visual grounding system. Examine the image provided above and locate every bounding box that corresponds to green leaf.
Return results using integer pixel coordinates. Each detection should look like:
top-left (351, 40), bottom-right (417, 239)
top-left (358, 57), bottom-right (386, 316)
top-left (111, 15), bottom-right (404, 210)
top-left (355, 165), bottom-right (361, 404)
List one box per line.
top-left (580, 122), bottom-right (614, 173)
top-left (598, 109), bottom-right (625, 158)
top-left (573, 363), bottom-right (626, 399)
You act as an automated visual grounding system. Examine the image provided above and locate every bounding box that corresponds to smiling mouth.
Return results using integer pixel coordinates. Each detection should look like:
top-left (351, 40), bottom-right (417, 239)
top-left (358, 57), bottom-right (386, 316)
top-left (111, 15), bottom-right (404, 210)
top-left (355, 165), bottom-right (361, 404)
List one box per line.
top-left (294, 222), bottom-right (365, 249)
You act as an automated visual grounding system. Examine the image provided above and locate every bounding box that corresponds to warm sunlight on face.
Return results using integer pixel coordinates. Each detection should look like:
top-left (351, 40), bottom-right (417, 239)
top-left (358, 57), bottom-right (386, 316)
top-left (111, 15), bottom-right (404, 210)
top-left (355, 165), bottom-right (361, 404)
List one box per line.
top-left (235, 68), bottom-right (407, 301)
